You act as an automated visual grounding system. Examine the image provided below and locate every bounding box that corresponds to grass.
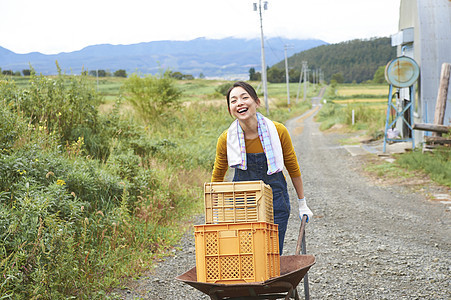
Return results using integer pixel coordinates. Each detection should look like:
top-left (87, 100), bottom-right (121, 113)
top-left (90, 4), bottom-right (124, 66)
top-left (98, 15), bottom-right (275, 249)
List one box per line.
top-left (363, 147), bottom-right (451, 190)
top-left (320, 83), bottom-right (451, 189)
top-left (365, 158), bottom-right (416, 180)
top-left (396, 147), bottom-right (451, 187)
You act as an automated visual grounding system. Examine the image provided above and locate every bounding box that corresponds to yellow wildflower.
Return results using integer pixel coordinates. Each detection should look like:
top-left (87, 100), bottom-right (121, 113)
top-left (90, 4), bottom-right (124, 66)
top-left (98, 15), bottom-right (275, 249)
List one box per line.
top-left (56, 179), bottom-right (66, 186)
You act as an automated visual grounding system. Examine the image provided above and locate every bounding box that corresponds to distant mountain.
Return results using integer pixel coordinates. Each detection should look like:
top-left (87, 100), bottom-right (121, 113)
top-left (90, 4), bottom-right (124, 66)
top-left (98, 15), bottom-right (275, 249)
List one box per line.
top-left (0, 37), bottom-right (327, 79)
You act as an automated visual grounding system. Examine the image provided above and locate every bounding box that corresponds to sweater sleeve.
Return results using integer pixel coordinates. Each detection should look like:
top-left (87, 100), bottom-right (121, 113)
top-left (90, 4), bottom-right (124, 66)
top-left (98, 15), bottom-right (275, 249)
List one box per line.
top-left (211, 130), bottom-right (229, 182)
top-left (274, 122), bottom-right (302, 178)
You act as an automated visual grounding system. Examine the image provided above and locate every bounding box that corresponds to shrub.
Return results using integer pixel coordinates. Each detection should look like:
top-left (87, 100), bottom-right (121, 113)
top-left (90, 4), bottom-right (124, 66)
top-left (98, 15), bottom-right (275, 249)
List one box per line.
top-left (122, 70), bottom-right (182, 120)
top-left (0, 99), bottom-right (27, 150)
top-left (215, 82), bottom-right (233, 96)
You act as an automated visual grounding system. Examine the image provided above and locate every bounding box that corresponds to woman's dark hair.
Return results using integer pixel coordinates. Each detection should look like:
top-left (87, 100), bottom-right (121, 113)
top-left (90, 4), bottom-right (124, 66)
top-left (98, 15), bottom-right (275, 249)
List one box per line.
top-left (226, 81), bottom-right (260, 111)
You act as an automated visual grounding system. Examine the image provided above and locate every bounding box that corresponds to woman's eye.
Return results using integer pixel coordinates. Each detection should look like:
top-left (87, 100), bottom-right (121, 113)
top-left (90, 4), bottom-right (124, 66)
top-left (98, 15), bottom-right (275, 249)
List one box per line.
top-left (231, 99), bottom-right (237, 104)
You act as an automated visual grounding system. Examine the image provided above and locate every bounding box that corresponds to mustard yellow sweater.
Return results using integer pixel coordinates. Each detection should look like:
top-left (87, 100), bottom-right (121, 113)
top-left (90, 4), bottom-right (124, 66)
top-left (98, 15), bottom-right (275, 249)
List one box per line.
top-left (211, 121), bottom-right (301, 182)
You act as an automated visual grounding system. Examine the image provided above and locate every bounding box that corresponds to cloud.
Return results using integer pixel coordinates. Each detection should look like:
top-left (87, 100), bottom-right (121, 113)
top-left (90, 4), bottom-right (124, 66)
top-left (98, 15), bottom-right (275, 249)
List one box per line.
top-left (0, 0), bottom-right (400, 54)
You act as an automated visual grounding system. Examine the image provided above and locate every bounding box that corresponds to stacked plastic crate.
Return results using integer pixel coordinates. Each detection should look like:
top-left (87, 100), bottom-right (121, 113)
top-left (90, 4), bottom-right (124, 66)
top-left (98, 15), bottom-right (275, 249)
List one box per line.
top-left (195, 181), bottom-right (280, 284)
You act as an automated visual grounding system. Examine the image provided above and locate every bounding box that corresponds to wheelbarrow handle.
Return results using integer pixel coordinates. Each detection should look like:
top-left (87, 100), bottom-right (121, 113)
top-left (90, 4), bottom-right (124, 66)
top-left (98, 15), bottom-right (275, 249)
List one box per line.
top-left (295, 215), bottom-right (310, 300)
top-left (295, 215), bottom-right (308, 256)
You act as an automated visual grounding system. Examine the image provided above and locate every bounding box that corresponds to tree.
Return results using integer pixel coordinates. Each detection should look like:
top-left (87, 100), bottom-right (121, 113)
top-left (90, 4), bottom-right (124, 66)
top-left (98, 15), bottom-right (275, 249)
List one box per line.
top-left (170, 71), bottom-right (184, 80)
top-left (114, 69), bottom-right (127, 77)
top-left (2, 70), bottom-right (13, 76)
top-left (122, 70), bottom-right (182, 120)
top-left (267, 67), bottom-right (284, 83)
top-left (169, 71), bottom-right (194, 80)
top-left (373, 65), bottom-right (386, 84)
top-left (22, 69), bottom-right (31, 76)
top-left (331, 73), bottom-right (344, 84)
top-left (249, 67), bottom-right (261, 81)
top-left (199, 72), bottom-right (205, 79)
top-left (88, 70), bottom-right (106, 77)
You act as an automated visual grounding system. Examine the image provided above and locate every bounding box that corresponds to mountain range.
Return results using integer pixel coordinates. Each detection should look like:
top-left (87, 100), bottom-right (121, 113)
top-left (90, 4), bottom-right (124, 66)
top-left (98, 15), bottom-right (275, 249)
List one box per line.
top-left (0, 37), bottom-right (327, 79)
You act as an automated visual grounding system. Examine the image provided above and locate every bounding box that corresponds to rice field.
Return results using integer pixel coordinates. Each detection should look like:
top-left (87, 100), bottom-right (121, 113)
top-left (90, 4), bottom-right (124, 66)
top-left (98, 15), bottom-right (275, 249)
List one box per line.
top-left (332, 98), bottom-right (386, 104)
top-left (335, 84), bottom-right (388, 97)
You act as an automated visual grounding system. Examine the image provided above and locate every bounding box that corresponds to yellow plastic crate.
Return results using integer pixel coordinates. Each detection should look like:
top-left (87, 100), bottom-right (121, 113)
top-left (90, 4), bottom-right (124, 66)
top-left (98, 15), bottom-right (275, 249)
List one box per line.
top-left (204, 181), bottom-right (273, 224)
top-left (194, 222), bottom-right (280, 284)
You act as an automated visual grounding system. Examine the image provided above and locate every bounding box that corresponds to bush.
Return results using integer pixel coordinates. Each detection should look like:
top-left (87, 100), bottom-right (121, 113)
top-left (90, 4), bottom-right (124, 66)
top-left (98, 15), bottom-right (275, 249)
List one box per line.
top-left (215, 82), bottom-right (233, 96)
top-left (0, 100), bottom-right (27, 150)
top-left (2, 72), bottom-right (104, 154)
top-left (0, 72), bottom-right (211, 298)
top-left (122, 70), bottom-right (182, 120)
top-left (0, 144), bottom-right (198, 297)
top-left (113, 69), bottom-right (127, 78)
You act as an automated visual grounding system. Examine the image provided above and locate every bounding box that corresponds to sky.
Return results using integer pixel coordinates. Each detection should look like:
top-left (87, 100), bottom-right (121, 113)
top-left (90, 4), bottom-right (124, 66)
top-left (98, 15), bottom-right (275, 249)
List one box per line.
top-left (0, 0), bottom-right (401, 55)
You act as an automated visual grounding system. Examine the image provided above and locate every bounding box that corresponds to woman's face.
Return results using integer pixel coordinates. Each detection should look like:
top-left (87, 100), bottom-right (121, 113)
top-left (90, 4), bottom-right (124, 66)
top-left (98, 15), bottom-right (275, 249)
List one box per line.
top-left (228, 86), bottom-right (260, 121)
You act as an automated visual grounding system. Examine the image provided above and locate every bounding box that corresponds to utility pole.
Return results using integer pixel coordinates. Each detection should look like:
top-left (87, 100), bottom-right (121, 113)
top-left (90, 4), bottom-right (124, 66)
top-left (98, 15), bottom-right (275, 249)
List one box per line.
top-left (284, 44), bottom-right (293, 111)
top-left (296, 67), bottom-right (303, 104)
top-left (302, 61), bottom-right (308, 102)
top-left (254, 1), bottom-right (269, 115)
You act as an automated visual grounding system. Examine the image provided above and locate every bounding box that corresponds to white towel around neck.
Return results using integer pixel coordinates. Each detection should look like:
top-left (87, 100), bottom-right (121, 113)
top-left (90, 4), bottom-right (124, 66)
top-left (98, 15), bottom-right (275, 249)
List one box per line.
top-left (226, 113), bottom-right (284, 175)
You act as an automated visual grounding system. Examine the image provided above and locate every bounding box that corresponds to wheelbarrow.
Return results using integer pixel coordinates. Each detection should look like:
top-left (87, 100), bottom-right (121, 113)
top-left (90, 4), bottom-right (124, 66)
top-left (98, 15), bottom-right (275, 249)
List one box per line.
top-left (176, 216), bottom-right (315, 300)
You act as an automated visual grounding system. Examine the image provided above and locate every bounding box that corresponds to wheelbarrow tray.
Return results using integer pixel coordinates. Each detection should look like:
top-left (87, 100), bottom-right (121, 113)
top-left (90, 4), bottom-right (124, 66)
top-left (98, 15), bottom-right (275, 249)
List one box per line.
top-left (175, 254), bottom-right (315, 299)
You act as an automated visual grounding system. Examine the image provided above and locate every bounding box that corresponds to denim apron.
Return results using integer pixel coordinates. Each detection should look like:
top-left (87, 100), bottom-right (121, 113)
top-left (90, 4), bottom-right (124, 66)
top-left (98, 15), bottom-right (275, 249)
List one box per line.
top-left (233, 152), bottom-right (291, 254)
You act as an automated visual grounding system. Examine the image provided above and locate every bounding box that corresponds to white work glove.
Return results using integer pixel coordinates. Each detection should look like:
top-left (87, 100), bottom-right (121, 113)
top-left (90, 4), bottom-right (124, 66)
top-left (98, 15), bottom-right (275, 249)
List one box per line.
top-left (298, 197), bottom-right (313, 222)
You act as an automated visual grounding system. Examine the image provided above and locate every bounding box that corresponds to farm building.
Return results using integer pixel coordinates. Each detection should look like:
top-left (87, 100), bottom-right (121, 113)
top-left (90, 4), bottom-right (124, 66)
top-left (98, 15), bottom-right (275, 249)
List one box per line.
top-left (390, 0), bottom-right (451, 146)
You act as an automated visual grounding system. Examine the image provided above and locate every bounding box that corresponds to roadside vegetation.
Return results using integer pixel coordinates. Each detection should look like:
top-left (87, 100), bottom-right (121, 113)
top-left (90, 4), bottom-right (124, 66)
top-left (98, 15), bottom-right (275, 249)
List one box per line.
top-left (316, 81), bottom-right (387, 140)
top-left (0, 72), bottom-right (313, 299)
top-left (317, 82), bottom-right (450, 188)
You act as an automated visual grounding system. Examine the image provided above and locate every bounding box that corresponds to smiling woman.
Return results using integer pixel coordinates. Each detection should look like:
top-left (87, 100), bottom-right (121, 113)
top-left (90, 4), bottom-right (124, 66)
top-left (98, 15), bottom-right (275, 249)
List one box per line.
top-left (210, 81), bottom-right (312, 254)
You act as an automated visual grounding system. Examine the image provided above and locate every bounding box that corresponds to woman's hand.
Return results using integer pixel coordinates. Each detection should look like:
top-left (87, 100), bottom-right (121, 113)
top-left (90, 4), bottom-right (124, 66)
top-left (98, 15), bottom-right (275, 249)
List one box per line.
top-left (298, 197), bottom-right (313, 222)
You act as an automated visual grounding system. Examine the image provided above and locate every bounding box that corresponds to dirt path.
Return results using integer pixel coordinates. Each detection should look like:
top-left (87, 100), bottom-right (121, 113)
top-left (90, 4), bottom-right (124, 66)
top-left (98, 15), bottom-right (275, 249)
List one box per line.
top-left (113, 103), bottom-right (450, 299)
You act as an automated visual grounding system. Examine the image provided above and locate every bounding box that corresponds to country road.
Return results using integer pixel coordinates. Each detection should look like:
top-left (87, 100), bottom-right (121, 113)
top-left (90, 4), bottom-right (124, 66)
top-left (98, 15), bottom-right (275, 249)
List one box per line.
top-left (114, 102), bottom-right (450, 299)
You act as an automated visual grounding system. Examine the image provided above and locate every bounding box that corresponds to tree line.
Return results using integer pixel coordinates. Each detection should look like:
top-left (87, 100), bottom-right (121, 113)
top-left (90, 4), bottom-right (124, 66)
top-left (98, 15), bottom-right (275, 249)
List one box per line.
top-left (0, 68), bottom-right (129, 78)
top-left (251, 37), bottom-right (396, 84)
top-left (1, 67), bottom-right (197, 80)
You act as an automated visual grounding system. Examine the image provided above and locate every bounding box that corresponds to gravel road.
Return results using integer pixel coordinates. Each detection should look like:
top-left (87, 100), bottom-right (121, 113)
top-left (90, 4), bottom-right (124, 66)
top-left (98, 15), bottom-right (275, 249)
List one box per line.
top-left (113, 103), bottom-right (450, 299)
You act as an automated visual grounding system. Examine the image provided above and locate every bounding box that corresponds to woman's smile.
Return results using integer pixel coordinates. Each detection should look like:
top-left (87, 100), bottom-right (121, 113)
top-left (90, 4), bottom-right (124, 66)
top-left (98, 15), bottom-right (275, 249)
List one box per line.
top-left (237, 107), bottom-right (248, 114)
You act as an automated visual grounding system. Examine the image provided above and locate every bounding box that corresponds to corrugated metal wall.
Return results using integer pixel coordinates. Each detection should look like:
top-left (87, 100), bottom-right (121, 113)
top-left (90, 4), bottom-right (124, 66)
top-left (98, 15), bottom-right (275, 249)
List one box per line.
top-left (417, 0), bottom-right (451, 126)
top-left (396, 0), bottom-right (451, 145)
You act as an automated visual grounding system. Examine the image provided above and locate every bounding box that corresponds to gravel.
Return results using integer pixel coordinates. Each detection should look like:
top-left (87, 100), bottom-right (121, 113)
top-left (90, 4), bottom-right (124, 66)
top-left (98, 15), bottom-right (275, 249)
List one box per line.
top-left (112, 105), bottom-right (450, 299)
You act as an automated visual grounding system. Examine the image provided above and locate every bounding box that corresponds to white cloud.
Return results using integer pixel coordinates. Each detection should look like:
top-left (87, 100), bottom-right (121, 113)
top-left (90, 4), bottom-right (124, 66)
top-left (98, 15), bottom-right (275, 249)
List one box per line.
top-left (0, 0), bottom-right (400, 54)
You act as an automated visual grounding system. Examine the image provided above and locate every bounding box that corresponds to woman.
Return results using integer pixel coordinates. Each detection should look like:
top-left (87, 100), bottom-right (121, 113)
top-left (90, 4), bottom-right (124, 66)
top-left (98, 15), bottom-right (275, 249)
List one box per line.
top-left (211, 81), bottom-right (313, 254)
